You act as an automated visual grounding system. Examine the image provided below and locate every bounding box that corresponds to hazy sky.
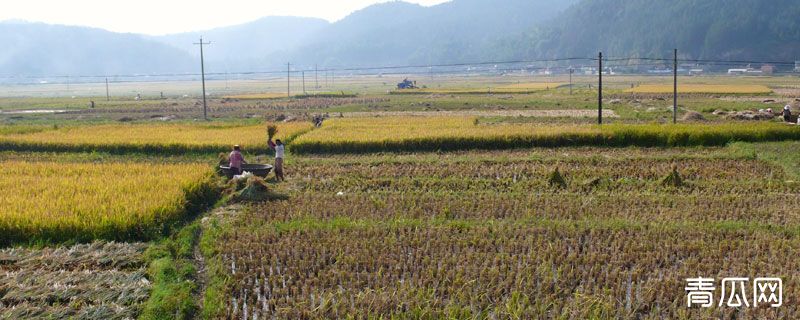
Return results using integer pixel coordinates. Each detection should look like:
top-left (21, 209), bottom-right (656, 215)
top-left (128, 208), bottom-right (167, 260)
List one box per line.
top-left (1, 0), bottom-right (450, 35)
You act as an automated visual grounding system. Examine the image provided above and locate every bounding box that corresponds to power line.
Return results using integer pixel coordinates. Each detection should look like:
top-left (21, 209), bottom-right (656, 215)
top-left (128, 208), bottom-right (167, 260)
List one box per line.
top-left (1, 55), bottom-right (796, 84)
top-left (0, 57), bottom-right (597, 80)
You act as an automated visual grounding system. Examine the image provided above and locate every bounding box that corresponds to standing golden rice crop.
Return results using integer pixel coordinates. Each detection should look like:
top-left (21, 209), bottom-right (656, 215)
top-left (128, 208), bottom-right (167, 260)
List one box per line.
top-left (290, 116), bottom-right (800, 153)
top-left (0, 122), bottom-right (313, 154)
top-left (0, 160), bottom-right (216, 244)
top-left (292, 116), bottom-right (598, 148)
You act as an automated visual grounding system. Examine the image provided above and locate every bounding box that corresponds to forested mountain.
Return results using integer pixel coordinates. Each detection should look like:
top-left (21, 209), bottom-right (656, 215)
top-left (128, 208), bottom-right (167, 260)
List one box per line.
top-left (281, 0), bottom-right (578, 67)
top-left (513, 0), bottom-right (800, 61)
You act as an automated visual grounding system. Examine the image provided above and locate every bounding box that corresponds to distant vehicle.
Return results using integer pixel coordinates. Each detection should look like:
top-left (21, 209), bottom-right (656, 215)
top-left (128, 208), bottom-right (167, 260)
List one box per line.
top-left (397, 78), bottom-right (418, 89)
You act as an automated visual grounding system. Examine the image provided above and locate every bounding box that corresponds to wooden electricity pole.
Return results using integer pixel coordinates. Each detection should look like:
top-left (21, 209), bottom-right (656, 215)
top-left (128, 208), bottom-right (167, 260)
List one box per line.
top-left (105, 77), bottom-right (110, 101)
top-left (302, 71), bottom-right (306, 94)
top-left (569, 68), bottom-right (574, 95)
top-left (193, 37), bottom-right (210, 120)
top-left (673, 48), bottom-right (678, 124)
top-left (315, 64), bottom-right (319, 89)
top-left (287, 62), bottom-right (291, 99)
top-left (598, 52), bottom-right (603, 125)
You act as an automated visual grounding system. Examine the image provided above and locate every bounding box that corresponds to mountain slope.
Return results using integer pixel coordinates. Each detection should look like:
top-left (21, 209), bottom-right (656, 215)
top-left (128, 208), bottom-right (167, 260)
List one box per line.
top-left (0, 22), bottom-right (194, 76)
top-left (5, 0), bottom-right (799, 76)
top-left (154, 16), bottom-right (329, 70)
top-left (285, 0), bottom-right (578, 67)
top-left (526, 0), bottom-right (800, 61)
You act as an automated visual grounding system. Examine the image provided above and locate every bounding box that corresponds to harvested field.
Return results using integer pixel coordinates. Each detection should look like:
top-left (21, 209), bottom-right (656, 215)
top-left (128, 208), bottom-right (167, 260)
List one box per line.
top-left (771, 88), bottom-right (800, 97)
top-left (338, 109), bottom-right (618, 118)
top-left (223, 93), bottom-right (287, 100)
top-left (626, 84), bottom-right (772, 94)
top-left (0, 242), bottom-right (149, 320)
top-left (391, 83), bottom-right (565, 95)
top-left (208, 147), bottom-right (800, 319)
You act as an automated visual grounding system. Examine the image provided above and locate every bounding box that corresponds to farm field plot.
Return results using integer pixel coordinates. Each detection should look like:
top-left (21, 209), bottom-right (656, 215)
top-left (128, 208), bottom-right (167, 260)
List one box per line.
top-left (224, 92), bottom-right (358, 100)
top-left (625, 84), bottom-right (772, 94)
top-left (222, 93), bottom-right (287, 100)
top-left (391, 82), bottom-right (565, 94)
top-left (498, 82), bottom-right (567, 90)
top-left (291, 116), bottom-right (800, 153)
top-left (205, 147), bottom-right (800, 319)
top-left (2, 74), bottom-right (800, 319)
top-left (0, 158), bottom-right (215, 244)
top-left (0, 122), bottom-right (312, 154)
top-left (339, 109), bottom-right (619, 118)
top-left (0, 125), bottom-right (51, 135)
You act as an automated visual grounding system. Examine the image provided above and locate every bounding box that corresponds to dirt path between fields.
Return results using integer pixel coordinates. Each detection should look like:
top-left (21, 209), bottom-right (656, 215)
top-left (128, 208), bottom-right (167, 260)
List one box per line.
top-left (194, 204), bottom-right (247, 315)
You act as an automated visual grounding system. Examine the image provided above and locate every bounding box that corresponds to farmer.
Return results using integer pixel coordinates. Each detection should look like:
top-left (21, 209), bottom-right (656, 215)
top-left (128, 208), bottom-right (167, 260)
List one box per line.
top-left (229, 145), bottom-right (246, 175)
top-left (783, 105), bottom-right (793, 122)
top-left (268, 139), bottom-right (285, 182)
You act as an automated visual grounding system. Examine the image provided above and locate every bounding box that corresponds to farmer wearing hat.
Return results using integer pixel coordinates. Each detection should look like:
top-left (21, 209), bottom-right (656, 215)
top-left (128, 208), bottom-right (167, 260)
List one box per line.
top-left (784, 105), bottom-right (793, 123)
top-left (229, 145), bottom-right (246, 175)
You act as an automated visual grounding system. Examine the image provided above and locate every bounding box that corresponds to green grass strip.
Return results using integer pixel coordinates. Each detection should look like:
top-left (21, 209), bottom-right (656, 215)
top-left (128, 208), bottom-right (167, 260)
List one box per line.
top-left (140, 224), bottom-right (202, 320)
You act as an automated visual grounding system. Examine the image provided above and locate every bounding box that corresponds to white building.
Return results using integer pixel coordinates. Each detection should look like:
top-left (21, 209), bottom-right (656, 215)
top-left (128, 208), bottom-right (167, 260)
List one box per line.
top-left (728, 68), bottom-right (763, 75)
top-left (728, 68), bottom-right (748, 75)
top-left (689, 69), bottom-right (704, 75)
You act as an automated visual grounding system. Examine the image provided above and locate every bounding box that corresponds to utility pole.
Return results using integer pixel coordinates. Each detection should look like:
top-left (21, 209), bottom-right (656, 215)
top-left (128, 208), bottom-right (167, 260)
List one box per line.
top-left (331, 71), bottom-right (334, 87)
top-left (193, 37), bottom-right (210, 120)
top-left (302, 71), bottom-right (306, 94)
top-left (569, 68), bottom-right (574, 95)
top-left (287, 62), bottom-right (291, 98)
top-left (105, 77), bottom-right (110, 101)
top-left (598, 52), bottom-right (603, 125)
top-left (315, 64), bottom-right (319, 89)
top-left (673, 48), bottom-right (678, 124)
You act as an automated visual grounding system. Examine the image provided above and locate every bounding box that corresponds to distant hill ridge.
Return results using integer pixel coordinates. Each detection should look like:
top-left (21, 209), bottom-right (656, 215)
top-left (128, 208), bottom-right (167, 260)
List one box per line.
top-left (3, 0), bottom-right (800, 76)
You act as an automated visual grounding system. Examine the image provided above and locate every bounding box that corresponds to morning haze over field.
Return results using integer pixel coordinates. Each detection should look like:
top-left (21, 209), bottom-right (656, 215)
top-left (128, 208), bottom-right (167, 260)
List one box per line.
top-left (1, 0), bottom-right (800, 319)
